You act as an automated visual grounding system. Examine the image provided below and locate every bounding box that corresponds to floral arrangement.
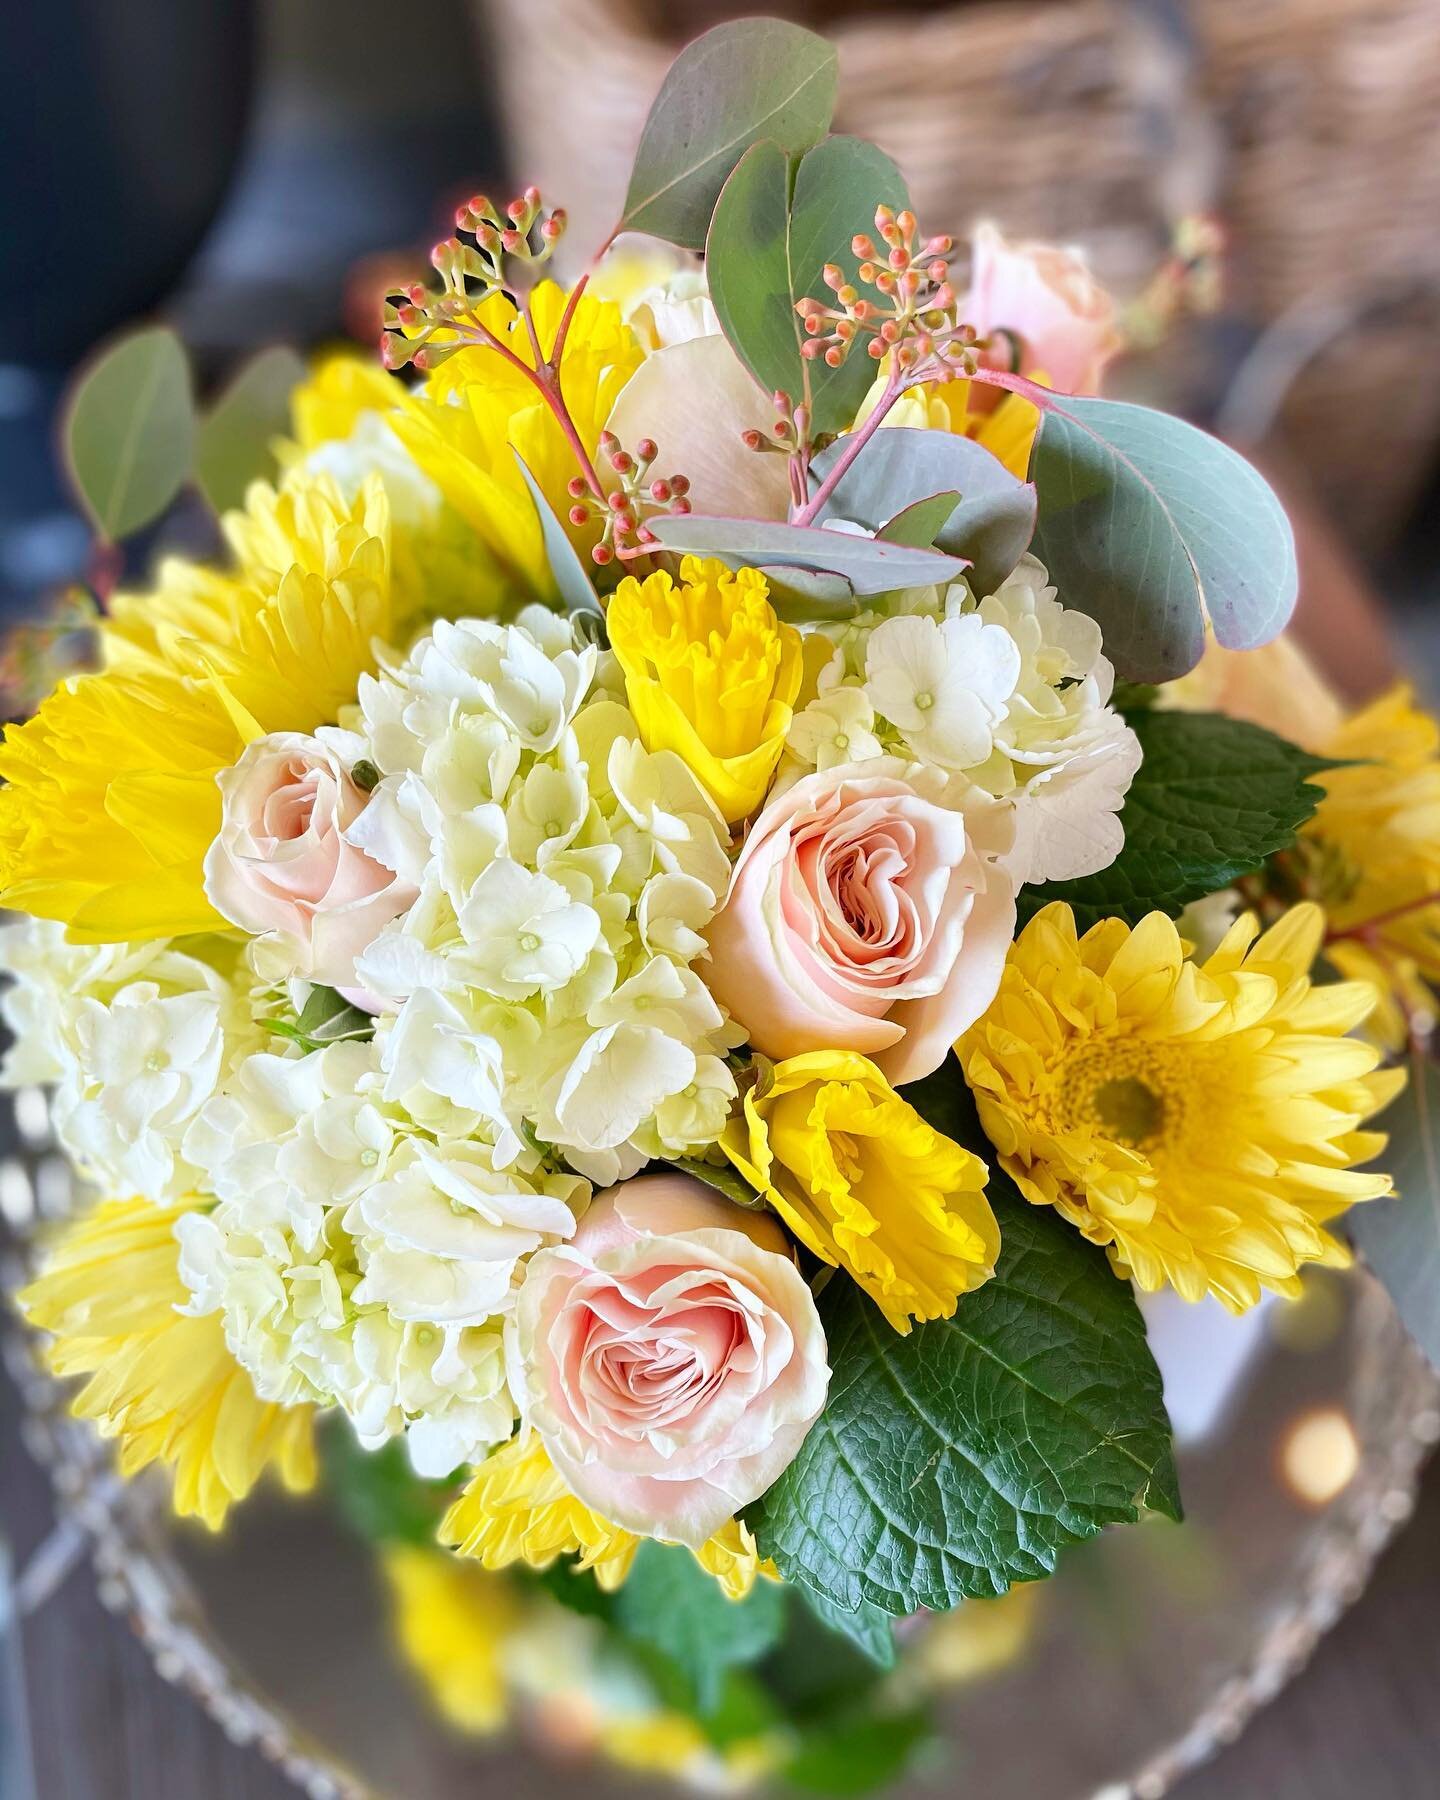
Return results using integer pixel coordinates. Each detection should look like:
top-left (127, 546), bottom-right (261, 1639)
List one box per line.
top-left (6, 18), bottom-right (1440, 1790)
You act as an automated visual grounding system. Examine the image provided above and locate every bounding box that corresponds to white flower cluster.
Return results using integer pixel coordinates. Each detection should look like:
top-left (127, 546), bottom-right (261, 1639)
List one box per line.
top-left (783, 555), bottom-right (1141, 886)
top-left (176, 1035), bottom-right (589, 1475)
top-left (0, 920), bottom-right (255, 1205)
top-left (332, 605), bottom-right (744, 1186)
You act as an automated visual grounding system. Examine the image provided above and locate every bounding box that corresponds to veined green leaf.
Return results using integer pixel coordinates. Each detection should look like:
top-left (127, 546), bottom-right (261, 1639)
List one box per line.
top-left (197, 344), bottom-right (306, 514)
top-left (614, 1541), bottom-right (786, 1713)
top-left (748, 1097), bottom-right (1180, 1617)
top-left (707, 136), bottom-right (909, 436)
top-left (1018, 709), bottom-right (1335, 932)
top-left (975, 374), bottom-right (1297, 681)
top-left (619, 19), bottom-right (837, 250)
top-left (63, 324), bottom-right (196, 540)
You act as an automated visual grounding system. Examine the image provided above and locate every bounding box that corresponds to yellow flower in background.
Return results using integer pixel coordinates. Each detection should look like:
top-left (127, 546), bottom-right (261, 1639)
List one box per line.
top-left (608, 557), bottom-right (803, 823)
top-left (0, 471), bottom-right (395, 943)
top-left (392, 281), bottom-right (643, 608)
top-left (1303, 686), bottom-right (1440, 1050)
top-left (855, 364), bottom-right (1041, 482)
top-left (19, 1197), bottom-right (316, 1528)
top-left (286, 350), bottom-right (402, 452)
top-left (723, 1050), bottom-right (999, 1333)
top-left (440, 1430), bottom-right (775, 1599)
top-left (958, 902), bottom-right (1403, 1312)
top-left (381, 1545), bottom-right (520, 1734)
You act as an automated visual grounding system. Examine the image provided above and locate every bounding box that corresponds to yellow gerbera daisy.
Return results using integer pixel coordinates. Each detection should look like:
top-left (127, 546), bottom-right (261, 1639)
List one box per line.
top-left (0, 470), bottom-right (395, 942)
top-left (440, 1430), bottom-right (775, 1600)
top-left (392, 281), bottom-right (643, 606)
top-left (19, 1197), bottom-right (317, 1528)
top-left (957, 902), bottom-right (1403, 1311)
top-left (1303, 686), bottom-right (1440, 1050)
top-left (607, 557), bottom-right (803, 823)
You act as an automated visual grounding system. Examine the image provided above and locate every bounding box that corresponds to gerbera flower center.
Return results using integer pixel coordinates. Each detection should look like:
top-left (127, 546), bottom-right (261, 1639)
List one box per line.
top-left (1091, 1075), bottom-right (1166, 1148)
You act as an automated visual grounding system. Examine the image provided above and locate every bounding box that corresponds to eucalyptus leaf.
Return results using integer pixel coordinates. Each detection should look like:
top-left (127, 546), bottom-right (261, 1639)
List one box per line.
top-left (1349, 1059), bottom-right (1440, 1371)
top-left (197, 344), bottom-right (306, 514)
top-left (649, 514), bottom-right (965, 596)
top-left (880, 491), bottom-right (961, 548)
top-left (808, 427), bottom-right (1036, 594)
top-left (707, 136), bottom-right (909, 436)
top-left (512, 449), bottom-right (603, 617)
top-left (758, 564), bottom-right (859, 623)
top-left (63, 324), bottom-right (196, 540)
top-left (992, 379), bottom-right (1298, 681)
top-left (619, 19), bottom-right (837, 249)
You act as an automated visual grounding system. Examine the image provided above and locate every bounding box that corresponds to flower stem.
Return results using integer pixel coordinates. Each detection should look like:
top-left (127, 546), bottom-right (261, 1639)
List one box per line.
top-left (792, 367), bottom-right (903, 527)
top-left (1326, 890), bottom-right (1440, 944)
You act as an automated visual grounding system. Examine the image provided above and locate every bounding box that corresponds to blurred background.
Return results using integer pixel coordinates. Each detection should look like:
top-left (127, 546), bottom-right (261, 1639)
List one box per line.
top-left (3, 2), bottom-right (1440, 1796)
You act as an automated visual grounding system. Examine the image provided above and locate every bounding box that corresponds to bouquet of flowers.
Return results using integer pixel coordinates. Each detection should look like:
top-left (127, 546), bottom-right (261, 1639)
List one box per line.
top-left (7, 16), bottom-right (1439, 1789)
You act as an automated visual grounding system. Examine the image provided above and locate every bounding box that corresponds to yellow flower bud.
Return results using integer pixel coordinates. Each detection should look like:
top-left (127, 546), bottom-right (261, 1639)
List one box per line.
top-left (606, 557), bottom-right (802, 824)
top-left (723, 1051), bottom-right (999, 1334)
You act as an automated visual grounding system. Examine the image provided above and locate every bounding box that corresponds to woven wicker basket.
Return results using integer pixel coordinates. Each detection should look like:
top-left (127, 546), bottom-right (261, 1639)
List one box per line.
top-left (478, 0), bottom-right (1440, 548)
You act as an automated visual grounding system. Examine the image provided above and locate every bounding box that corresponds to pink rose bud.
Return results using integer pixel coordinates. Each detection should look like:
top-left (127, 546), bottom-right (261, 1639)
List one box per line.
top-left (203, 733), bottom-right (417, 1004)
top-left (704, 761), bottom-right (1016, 1085)
top-left (509, 1173), bottom-right (830, 1547)
top-left (963, 220), bottom-right (1123, 396)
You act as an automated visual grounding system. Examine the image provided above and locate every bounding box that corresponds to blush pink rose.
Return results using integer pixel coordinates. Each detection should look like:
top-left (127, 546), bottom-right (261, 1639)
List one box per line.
top-left (704, 760), bottom-right (1015, 1085)
top-left (964, 220), bottom-right (1123, 396)
top-left (509, 1173), bottom-right (829, 1547)
top-left (204, 732), bottom-right (417, 1001)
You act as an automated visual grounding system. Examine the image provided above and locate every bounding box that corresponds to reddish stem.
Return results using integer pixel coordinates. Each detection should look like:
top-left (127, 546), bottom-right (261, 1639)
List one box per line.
top-left (548, 272), bottom-right (590, 372)
top-left (1326, 890), bottom-right (1440, 944)
top-left (792, 367), bottom-right (903, 527)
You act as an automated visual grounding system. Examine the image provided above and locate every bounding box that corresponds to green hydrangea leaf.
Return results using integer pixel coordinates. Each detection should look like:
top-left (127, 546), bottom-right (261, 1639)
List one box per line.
top-left (1003, 380), bottom-right (1297, 681)
top-left (620, 19), bottom-right (837, 249)
top-left (197, 344), bottom-right (306, 514)
top-left (747, 1139), bottom-right (1180, 1618)
top-left (794, 1585), bottom-right (896, 1670)
top-left (1018, 709), bottom-right (1336, 933)
top-left (63, 324), bottom-right (196, 541)
top-left (783, 1706), bottom-right (934, 1798)
top-left (615, 1541), bottom-right (786, 1713)
top-left (262, 983), bottom-right (375, 1054)
top-left (707, 135), bottom-right (909, 437)
top-left (1349, 1059), bottom-right (1440, 1371)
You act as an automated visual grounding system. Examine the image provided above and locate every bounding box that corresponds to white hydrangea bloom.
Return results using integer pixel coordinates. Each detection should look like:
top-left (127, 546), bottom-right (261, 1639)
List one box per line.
top-left (784, 556), bottom-right (1141, 890)
top-left (345, 614), bottom-right (742, 1182)
top-left (0, 920), bottom-right (253, 1204)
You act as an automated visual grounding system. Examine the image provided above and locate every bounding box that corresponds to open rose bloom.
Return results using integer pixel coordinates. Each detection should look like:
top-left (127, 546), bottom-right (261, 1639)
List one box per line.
top-left (14, 19), bottom-right (1416, 1780)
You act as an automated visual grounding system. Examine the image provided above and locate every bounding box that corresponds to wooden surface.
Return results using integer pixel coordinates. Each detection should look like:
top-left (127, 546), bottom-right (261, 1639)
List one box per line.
top-left (5, 1359), bottom-right (1439, 1800)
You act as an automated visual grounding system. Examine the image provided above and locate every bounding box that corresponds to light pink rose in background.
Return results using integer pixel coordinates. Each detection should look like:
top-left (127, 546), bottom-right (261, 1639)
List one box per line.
top-left (704, 760), bottom-right (1016, 1085)
top-left (964, 220), bottom-right (1123, 396)
top-left (204, 732), bottom-right (417, 1002)
top-left (510, 1173), bottom-right (829, 1546)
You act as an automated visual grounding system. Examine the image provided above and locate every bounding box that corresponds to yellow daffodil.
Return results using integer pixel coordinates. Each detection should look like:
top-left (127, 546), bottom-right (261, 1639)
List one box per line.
top-left (0, 470), bottom-right (395, 942)
top-left (19, 1197), bottom-right (316, 1528)
top-left (381, 1545), bottom-right (519, 1734)
top-left (1303, 687), bottom-right (1440, 1050)
top-left (440, 1429), bottom-right (775, 1599)
top-left (958, 902), bottom-right (1404, 1312)
top-left (607, 557), bottom-right (803, 824)
top-left (391, 281), bottom-right (642, 607)
top-left (723, 1050), bottom-right (999, 1333)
